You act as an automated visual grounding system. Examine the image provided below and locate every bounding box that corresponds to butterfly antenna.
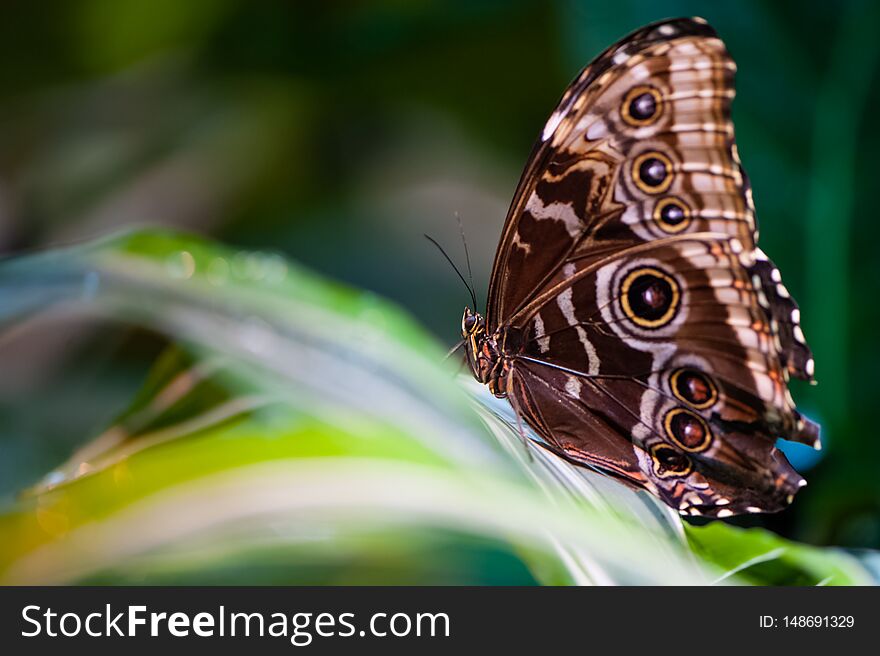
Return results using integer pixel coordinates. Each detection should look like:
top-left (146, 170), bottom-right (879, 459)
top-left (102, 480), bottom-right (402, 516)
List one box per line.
top-left (455, 212), bottom-right (479, 311)
top-left (424, 234), bottom-right (479, 310)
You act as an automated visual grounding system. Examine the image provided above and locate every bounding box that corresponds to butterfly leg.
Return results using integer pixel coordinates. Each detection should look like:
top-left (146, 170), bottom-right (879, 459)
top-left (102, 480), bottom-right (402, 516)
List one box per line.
top-left (505, 366), bottom-right (535, 462)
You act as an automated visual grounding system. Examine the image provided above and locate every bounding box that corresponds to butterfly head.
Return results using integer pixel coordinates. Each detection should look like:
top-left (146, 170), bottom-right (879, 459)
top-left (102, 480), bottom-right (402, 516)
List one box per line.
top-left (461, 306), bottom-right (482, 336)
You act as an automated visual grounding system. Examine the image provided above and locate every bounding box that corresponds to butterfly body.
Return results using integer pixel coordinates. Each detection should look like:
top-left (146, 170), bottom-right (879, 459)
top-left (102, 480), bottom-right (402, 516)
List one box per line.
top-left (464, 17), bottom-right (819, 517)
top-left (462, 308), bottom-right (507, 397)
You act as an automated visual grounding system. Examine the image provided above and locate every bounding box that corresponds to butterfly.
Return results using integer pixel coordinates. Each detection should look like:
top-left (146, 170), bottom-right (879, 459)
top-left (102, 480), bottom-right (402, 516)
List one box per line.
top-left (461, 16), bottom-right (819, 517)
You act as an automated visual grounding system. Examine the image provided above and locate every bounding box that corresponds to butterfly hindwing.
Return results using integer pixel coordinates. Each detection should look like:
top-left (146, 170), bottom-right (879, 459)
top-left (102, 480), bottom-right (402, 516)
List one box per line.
top-left (507, 363), bottom-right (647, 488)
top-left (509, 236), bottom-right (812, 515)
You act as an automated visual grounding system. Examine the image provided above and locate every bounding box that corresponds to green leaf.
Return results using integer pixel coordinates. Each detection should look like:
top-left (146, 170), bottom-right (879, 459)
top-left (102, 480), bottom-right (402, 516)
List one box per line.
top-left (0, 229), bottom-right (875, 585)
top-left (686, 522), bottom-right (872, 586)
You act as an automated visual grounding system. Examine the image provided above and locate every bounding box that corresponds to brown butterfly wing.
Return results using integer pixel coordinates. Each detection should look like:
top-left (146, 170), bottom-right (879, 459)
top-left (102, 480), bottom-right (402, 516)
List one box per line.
top-left (510, 237), bottom-right (814, 516)
top-left (489, 17), bottom-right (818, 516)
top-left (487, 17), bottom-right (744, 328)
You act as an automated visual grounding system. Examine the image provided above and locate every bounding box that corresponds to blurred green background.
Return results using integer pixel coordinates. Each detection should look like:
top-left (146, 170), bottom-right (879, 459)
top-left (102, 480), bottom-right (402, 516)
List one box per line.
top-left (0, 0), bottom-right (877, 549)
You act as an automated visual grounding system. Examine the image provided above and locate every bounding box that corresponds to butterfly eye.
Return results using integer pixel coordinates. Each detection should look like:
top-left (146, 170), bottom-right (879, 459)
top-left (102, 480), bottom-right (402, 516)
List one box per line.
top-left (619, 266), bottom-right (681, 329)
top-left (462, 313), bottom-right (478, 334)
top-left (664, 408), bottom-right (713, 452)
top-left (653, 197), bottom-right (691, 233)
top-left (621, 85), bottom-right (663, 126)
top-left (649, 443), bottom-right (693, 478)
top-left (670, 368), bottom-right (718, 409)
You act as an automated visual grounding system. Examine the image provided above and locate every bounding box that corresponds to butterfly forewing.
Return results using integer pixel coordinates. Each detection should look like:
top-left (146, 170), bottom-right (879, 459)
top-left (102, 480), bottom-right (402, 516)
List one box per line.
top-left (487, 18), bottom-right (753, 328)
top-left (475, 17), bottom-right (818, 516)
